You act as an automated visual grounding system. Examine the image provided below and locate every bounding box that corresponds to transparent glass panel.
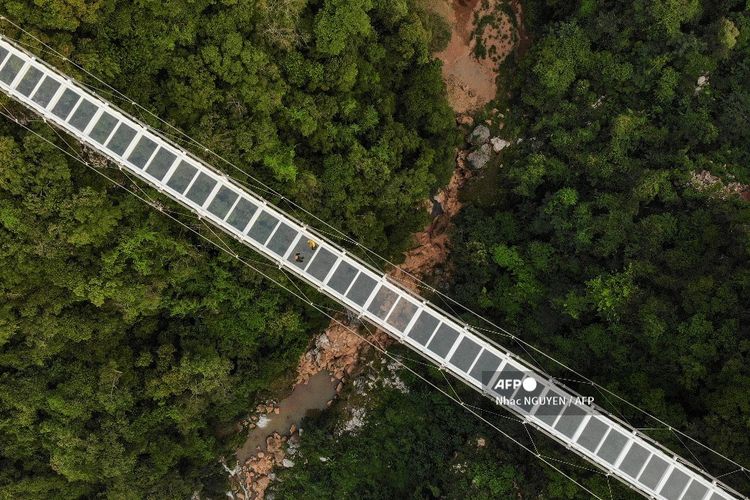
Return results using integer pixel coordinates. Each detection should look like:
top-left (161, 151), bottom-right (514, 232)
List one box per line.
top-left (709, 493), bottom-right (730, 500)
top-left (248, 211), bottom-right (279, 244)
top-left (638, 455), bottom-right (669, 489)
top-left (448, 337), bottom-right (481, 372)
top-left (487, 360), bottom-right (522, 396)
top-left (386, 297), bottom-right (418, 331)
top-left (327, 261), bottom-right (358, 294)
top-left (619, 443), bottom-right (650, 479)
top-left (533, 390), bottom-right (567, 425)
top-left (127, 136), bottom-right (158, 168)
top-left (207, 186), bottom-right (238, 219)
top-left (554, 404), bottom-right (587, 438)
top-left (51, 88), bottom-right (80, 119)
top-left (306, 248), bottom-right (337, 281)
top-left (287, 238), bottom-right (318, 269)
top-left (577, 418), bottom-right (609, 452)
top-left (31, 77), bottom-right (61, 107)
top-left (166, 161), bottom-right (198, 193)
top-left (0, 54), bottom-right (24, 84)
top-left (597, 429), bottom-right (628, 464)
top-left (659, 469), bottom-right (690, 500)
top-left (185, 172), bottom-right (216, 206)
top-left (346, 273), bottom-right (377, 305)
top-left (225, 197), bottom-right (257, 232)
top-left (88, 112), bottom-right (118, 144)
top-left (367, 286), bottom-right (399, 320)
top-left (469, 350), bottom-right (502, 387)
top-left (682, 481), bottom-right (709, 500)
top-left (426, 323), bottom-right (460, 358)
top-left (68, 99), bottom-right (98, 131)
top-left (106, 123), bottom-right (137, 156)
top-left (516, 377), bottom-right (545, 413)
top-left (0, 47), bottom-right (7, 65)
top-left (16, 66), bottom-right (43, 96)
top-left (266, 223), bottom-right (297, 257)
top-left (407, 311), bottom-right (439, 345)
top-left (144, 148), bottom-right (177, 180)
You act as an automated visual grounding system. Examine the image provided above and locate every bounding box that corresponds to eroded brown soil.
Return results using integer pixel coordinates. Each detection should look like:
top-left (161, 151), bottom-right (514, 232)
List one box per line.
top-left (434, 0), bottom-right (521, 113)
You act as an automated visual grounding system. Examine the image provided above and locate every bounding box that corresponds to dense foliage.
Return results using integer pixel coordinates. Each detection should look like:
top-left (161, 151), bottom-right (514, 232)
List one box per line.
top-left (0, 0), bottom-right (455, 497)
top-left (0, 122), bottom-right (312, 498)
top-left (452, 0), bottom-right (750, 490)
top-left (271, 362), bottom-right (545, 499)
top-left (271, 354), bottom-right (635, 499)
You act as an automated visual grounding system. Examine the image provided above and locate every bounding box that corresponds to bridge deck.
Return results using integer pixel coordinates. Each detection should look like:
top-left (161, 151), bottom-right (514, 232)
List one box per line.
top-left (0, 36), bottom-right (742, 500)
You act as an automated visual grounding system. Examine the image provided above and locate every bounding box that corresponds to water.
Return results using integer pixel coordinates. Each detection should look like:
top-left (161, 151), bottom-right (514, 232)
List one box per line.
top-left (236, 371), bottom-right (338, 463)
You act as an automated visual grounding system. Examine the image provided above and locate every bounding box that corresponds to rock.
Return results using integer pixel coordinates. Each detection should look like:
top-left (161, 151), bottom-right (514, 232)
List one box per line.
top-left (282, 458), bottom-right (295, 468)
top-left (257, 452), bottom-right (265, 458)
top-left (477, 437), bottom-right (486, 447)
top-left (695, 74), bottom-right (710, 95)
top-left (273, 407), bottom-right (280, 414)
top-left (289, 424), bottom-right (297, 434)
top-left (490, 137), bottom-right (510, 153)
top-left (468, 125), bottom-right (490, 145)
top-left (467, 144), bottom-right (492, 170)
top-left (456, 114), bottom-right (474, 126)
top-left (315, 333), bottom-right (330, 350)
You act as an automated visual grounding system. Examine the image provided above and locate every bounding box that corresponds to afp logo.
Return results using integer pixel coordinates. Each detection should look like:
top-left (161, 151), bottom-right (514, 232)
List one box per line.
top-left (494, 377), bottom-right (537, 392)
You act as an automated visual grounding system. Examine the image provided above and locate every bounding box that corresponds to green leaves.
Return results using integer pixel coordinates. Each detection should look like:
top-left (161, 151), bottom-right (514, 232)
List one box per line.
top-left (531, 22), bottom-right (591, 98)
top-left (314, 0), bottom-right (374, 56)
top-left (585, 265), bottom-right (637, 322)
top-left (644, 0), bottom-right (701, 38)
top-left (0, 0), bottom-right (457, 495)
top-left (451, 3), bottom-right (750, 490)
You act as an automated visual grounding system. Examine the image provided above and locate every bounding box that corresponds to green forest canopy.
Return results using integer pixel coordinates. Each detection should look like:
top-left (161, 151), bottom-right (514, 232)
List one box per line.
top-left (266, 0), bottom-right (750, 497)
top-left (1, 0), bottom-right (749, 498)
top-left (452, 0), bottom-right (750, 493)
top-left (252, 0), bottom-right (750, 497)
top-left (0, 0), bottom-right (455, 497)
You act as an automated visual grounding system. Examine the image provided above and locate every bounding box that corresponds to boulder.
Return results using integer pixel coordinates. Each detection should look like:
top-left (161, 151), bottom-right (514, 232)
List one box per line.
top-left (468, 125), bottom-right (490, 145)
top-left (467, 144), bottom-right (492, 170)
top-left (490, 137), bottom-right (510, 153)
top-left (282, 459), bottom-right (295, 468)
top-left (315, 333), bottom-right (330, 350)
